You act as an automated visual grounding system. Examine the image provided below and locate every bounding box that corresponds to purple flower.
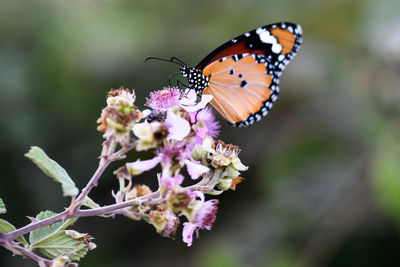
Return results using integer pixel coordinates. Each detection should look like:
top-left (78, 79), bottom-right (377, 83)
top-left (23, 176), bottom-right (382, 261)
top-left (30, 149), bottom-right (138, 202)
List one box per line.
top-left (146, 87), bottom-right (181, 110)
top-left (193, 199), bottom-right (218, 230)
top-left (195, 107), bottom-right (220, 138)
top-left (182, 191), bottom-right (219, 246)
top-left (162, 212), bottom-right (180, 238)
top-left (126, 141), bottom-right (209, 184)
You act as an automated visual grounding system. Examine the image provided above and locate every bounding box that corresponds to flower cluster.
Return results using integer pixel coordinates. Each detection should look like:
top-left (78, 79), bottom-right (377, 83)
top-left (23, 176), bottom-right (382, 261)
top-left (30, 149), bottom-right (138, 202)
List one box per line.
top-left (98, 86), bottom-right (248, 246)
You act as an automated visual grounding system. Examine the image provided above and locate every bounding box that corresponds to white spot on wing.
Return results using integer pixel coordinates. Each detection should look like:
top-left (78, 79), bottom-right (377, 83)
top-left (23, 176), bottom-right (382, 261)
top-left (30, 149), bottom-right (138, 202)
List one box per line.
top-left (258, 29), bottom-right (282, 53)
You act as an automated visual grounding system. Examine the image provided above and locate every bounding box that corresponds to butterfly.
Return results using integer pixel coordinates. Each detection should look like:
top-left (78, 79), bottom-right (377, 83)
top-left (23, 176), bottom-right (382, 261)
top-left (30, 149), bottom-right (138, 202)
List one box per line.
top-left (147, 22), bottom-right (302, 127)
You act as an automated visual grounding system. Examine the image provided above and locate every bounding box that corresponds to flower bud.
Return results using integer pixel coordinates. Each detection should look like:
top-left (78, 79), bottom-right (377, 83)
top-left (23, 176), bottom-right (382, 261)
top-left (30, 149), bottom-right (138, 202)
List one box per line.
top-left (225, 164), bottom-right (240, 179)
top-left (191, 144), bottom-right (208, 161)
top-left (217, 177), bottom-right (233, 191)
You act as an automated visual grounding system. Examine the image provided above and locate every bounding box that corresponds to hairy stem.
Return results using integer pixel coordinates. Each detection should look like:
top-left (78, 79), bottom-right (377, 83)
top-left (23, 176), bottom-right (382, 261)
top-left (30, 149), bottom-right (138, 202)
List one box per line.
top-left (7, 241), bottom-right (53, 266)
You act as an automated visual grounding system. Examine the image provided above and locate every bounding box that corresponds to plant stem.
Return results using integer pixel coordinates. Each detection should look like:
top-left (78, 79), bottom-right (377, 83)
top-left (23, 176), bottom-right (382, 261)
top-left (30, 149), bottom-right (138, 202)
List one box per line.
top-left (3, 140), bottom-right (135, 244)
top-left (3, 211), bottom-right (68, 242)
top-left (76, 192), bottom-right (161, 217)
top-left (8, 241), bottom-right (53, 266)
top-left (74, 138), bottom-right (118, 207)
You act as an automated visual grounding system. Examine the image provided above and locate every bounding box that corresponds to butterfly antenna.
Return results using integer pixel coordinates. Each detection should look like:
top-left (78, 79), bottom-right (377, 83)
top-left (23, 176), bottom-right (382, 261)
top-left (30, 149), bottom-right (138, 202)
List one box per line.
top-left (170, 57), bottom-right (187, 67)
top-left (144, 57), bottom-right (186, 67)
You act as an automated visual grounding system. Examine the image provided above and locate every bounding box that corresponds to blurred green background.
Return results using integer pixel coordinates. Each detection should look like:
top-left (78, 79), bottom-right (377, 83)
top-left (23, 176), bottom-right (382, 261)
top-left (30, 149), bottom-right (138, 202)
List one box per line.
top-left (1, 0), bottom-right (400, 266)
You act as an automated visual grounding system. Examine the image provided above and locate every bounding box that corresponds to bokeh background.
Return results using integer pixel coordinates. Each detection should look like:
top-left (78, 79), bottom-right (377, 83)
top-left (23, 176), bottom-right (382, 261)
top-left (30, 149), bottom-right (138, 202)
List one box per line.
top-left (1, 0), bottom-right (400, 266)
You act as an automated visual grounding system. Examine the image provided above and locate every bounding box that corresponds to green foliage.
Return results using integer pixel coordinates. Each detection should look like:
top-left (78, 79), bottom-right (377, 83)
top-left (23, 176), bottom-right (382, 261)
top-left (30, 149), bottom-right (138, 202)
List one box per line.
top-left (372, 126), bottom-right (400, 225)
top-left (29, 210), bottom-right (88, 261)
top-left (25, 146), bottom-right (79, 197)
top-left (0, 219), bottom-right (29, 246)
top-left (31, 231), bottom-right (89, 261)
top-left (0, 198), bottom-right (5, 214)
top-left (29, 211), bottom-right (76, 245)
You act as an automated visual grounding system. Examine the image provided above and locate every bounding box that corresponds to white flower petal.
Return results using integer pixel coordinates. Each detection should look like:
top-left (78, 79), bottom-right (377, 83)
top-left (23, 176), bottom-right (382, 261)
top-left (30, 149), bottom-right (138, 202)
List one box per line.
top-left (184, 159), bottom-right (209, 180)
top-left (132, 122), bottom-right (152, 140)
top-left (182, 94), bottom-right (213, 112)
top-left (126, 156), bottom-right (161, 174)
top-left (141, 109), bottom-right (151, 118)
top-left (180, 89), bottom-right (197, 106)
top-left (202, 137), bottom-right (216, 154)
top-left (165, 109), bottom-right (190, 141)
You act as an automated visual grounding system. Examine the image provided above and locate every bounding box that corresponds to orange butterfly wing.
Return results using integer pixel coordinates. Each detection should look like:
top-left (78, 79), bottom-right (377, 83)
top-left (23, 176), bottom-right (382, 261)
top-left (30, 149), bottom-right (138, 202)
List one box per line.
top-left (202, 54), bottom-right (278, 126)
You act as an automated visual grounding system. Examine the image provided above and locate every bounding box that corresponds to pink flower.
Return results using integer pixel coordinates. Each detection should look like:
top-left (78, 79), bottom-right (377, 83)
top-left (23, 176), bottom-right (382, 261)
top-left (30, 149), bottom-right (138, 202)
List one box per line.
top-left (195, 107), bottom-right (220, 138)
top-left (161, 173), bottom-right (184, 188)
top-left (182, 192), bottom-right (219, 246)
top-left (162, 212), bottom-right (180, 238)
top-left (145, 87), bottom-right (181, 110)
top-left (193, 199), bottom-right (218, 230)
top-left (182, 222), bottom-right (197, 247)
top-left (165, 109), bottom-right (190, 141)
top-left (184, 159), bottom-right (209, 180)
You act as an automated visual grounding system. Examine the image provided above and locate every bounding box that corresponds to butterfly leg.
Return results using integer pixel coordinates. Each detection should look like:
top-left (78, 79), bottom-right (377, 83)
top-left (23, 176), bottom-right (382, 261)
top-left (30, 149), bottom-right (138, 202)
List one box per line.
top-left (177, 80), bottom-right (191, 90)
top-left (168, 72), bottom-right (181, 87)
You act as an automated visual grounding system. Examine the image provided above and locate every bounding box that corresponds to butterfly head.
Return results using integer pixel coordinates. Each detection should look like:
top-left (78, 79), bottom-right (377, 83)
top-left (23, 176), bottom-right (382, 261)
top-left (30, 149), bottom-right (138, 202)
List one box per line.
top-left (180, 66), bottom-right (210, 94)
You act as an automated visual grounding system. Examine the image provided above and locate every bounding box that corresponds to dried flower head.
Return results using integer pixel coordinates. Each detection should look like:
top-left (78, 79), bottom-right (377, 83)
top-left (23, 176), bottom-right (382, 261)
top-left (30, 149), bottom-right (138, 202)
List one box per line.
top-left (211, 140), bottom-right (248, 171)
top-left (97, 87), bottom-right (141, 144)
top-left (149, 205), bottom-right (179, 238)
top-left (166, 188), bottom-right (192, 213)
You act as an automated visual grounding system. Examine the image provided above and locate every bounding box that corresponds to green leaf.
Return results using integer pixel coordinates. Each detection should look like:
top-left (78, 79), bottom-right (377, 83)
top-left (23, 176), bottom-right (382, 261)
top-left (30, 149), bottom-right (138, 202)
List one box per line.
top-left (25, 146), bottom-right (79, 197)
top-left (31, 231), bottom-right (89, 261)
top-left (0, 219), bottom-right (29, 246)
top-left (29, 210), bottom-right (77, 245)
top-left (81, 196), bottom-right (100, 209)
top-left (0, 198), bottom-right (6, 214)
